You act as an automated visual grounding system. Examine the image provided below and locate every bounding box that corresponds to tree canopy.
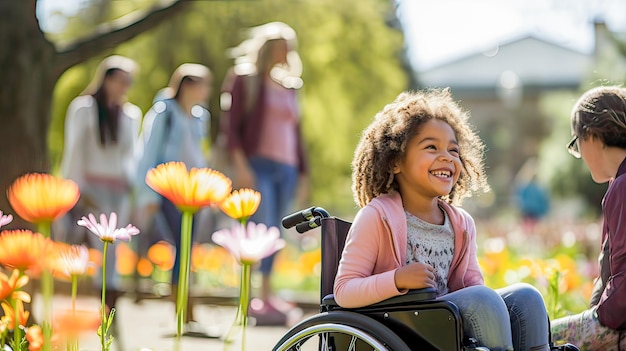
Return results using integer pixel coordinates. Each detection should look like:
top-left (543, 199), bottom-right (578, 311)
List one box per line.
top-left (0, 0), bottom-right (189, 228)
top-left (45, 0), bottom-right (408, 215)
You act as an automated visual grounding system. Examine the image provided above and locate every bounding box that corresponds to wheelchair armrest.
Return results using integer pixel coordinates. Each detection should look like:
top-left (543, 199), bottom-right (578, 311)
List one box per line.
top-left (322, 288), bottom-right (437, 309)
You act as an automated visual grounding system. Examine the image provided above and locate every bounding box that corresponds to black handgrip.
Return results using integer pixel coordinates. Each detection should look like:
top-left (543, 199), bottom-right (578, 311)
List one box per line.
top-left (282, 206), bottom-right (316, 229)
top-left (295, 217), bottom-right (321, 233)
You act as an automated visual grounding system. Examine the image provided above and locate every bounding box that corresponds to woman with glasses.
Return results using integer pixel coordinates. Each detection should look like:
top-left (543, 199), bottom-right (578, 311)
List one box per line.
top-left (553, 86), bottom-right (626, 349)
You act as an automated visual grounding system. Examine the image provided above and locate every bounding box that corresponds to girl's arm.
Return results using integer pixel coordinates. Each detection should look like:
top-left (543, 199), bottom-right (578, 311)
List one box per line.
top-left (333, 206), bottom-right (405, 308)
top-left (462, 213), bottom-right (485, 287)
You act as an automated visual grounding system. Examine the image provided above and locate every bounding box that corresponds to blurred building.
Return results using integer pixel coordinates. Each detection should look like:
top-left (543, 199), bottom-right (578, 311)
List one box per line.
top-left (413, 21), bottom-right (622, 214)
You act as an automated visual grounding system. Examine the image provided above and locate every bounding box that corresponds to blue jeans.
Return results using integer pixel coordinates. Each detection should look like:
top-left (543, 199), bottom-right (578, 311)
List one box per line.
top-left (439, 283), bottom-right (549, 351)
top-left (248, 157), bottom-right (298, 274)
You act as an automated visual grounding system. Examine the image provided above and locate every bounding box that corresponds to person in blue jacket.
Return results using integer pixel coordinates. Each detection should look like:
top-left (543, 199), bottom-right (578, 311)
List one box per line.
top-left (135, 63), bottom-right (212, 336)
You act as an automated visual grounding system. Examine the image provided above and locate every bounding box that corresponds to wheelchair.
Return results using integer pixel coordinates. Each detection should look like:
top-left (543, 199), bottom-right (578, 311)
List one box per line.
top-left (272, 207), bottom-right (579, 351)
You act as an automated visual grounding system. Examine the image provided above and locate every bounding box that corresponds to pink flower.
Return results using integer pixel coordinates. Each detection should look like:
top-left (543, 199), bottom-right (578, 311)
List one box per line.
top-left (57, 244), bottom-right (91, 278)
top-left (0, 210), bottom-right (13, 228)
top-left (211, 222), bottom-right (285, 265)
top-left (77, 212), bottom-right (140, 243)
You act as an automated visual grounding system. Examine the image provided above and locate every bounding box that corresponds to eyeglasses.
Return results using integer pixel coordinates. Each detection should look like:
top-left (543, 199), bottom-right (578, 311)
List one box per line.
top-left (566, 135), bottom-right (581, 158)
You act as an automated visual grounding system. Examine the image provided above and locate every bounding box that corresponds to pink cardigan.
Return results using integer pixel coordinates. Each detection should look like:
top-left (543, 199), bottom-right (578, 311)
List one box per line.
top-left (333, 191), bottom-right (484, 308)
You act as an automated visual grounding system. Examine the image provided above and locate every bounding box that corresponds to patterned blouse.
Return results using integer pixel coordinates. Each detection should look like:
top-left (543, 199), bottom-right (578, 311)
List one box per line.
top-left (405, 209), bottom-right (455, 296)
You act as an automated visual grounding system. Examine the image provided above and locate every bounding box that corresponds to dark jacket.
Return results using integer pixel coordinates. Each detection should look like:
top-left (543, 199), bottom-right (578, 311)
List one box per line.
top-left (593, 157), bottom-right (626, 330)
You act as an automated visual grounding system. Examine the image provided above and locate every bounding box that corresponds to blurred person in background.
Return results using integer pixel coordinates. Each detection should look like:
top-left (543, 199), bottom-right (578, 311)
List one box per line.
top-left (513, 157), bottom-right (550, 235)
top-left (135, 63), bottom-right (213, 336)
top-left (60, 55), bottom-right (141, 312)
top-left (552, 86), bottom-right (626, 349)
top-left (218, 21), bottom-right (309, 326)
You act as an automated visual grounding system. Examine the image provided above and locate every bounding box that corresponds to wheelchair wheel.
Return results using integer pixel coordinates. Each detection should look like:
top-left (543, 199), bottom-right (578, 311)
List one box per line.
top-left (273, 311), bottom-right (411, 351)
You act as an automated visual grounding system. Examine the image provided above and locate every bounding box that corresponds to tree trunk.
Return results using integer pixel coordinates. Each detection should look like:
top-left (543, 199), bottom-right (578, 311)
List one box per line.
top-left (0, 0), bottom-right (58, 229)
top-left (0, 0), bottom-right (189, 229)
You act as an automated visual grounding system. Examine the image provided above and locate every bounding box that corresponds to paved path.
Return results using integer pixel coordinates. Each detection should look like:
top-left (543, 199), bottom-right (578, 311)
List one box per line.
top-left (38, 295), bottom-right (305, 351)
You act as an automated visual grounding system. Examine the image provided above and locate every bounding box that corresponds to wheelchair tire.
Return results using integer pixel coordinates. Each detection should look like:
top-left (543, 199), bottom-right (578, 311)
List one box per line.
top-left (272, 311), bottom-right (411, 351)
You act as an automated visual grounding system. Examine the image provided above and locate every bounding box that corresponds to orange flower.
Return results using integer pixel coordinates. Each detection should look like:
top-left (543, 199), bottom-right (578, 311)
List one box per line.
top-left (26, 325), bottom-right (43, 351)
top-left (136, 258), bottom-right (153, 277)
top-left (147, 241), bottom-right (174, 271)
top-left (0, 230), bottom-right (47, 274)
top-left (191, 244), bottom-right (208, 272)
top-left (53, 309), bottom-right (101, 336)
top-left (219, 188), bottom-right (261, 222)
top-left (0, 315), bottom-right (10, 335)
top-left (87, 248), bottom-right (102, 276)
top-left (7, 173), bottom-right (79, 225)
top-left (116, 242), bottom-right (138, 276)
top-left (1, 300), bottom-right (30, 329)
top-left (0, 269), bottom-right (31, 303)
top-left (146, 162), bottom-right (232, 213)
top-left (191, 245), bottom-right (236, 272)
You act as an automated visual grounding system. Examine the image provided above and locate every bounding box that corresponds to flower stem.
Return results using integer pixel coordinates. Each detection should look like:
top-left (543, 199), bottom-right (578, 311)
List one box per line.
top-left (176, 211), bottom-right (194, 337)
top-left (240, 263), bottom-right (251, 351)
top-left (224, 263), bottom-right (251, 351)
top-left (70, 275), bottom-right (78, 351)
top-left (100, 241), bottom-right (109, 351)
top-left (13, 298), bottom-right (20, 350)
top-left (38, 222), bottom-right (53, 351)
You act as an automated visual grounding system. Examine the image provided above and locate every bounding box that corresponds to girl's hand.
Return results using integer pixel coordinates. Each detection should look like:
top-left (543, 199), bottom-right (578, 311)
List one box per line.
top-left (394, 262), bottom-right (436, 290)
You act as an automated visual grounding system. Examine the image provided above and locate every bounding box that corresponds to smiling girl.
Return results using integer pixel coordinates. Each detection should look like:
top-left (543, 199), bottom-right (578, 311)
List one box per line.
top-left (334, 89), bottom-right (551, 351)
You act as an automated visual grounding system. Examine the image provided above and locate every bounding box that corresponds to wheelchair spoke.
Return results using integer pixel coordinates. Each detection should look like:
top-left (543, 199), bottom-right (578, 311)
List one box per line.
top-left (274, 322), bottom-right (403, 351)
top-left (319, 332), bottom-right (328, 351)
top-left (348, 335), bottom-right (357, 350)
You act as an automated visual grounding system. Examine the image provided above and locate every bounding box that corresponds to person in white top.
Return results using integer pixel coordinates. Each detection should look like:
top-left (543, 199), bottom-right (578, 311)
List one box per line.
top-left (60, 55), bottom-right (142, 310)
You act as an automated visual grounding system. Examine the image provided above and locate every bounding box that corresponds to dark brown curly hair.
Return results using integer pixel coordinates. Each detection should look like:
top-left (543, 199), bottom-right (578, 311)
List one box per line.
top-left (352, 88), bottom-right (489, 208)
top-left (571, 86), bottom-right (626, 148)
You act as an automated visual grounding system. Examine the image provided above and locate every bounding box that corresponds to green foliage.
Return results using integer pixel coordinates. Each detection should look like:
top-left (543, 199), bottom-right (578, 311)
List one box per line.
top-left (535, 28), bottom-right (626, 217)
top-left (536, 90), bottom-right (609, 218)
top-left (97, 308), bottom-right (116, 351)
top-left (46, 0), bottom-right (408, 215)
top-left (545, 270), bottom-right (564, 319)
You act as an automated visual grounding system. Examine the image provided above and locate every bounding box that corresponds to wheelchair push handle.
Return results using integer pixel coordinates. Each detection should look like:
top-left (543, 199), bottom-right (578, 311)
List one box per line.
top-left (295, 218), bottom-right (322, 233)
top-left (282, 206), bottom-right (316, 229)
top-left (281, 206), bottom-right (330, 233)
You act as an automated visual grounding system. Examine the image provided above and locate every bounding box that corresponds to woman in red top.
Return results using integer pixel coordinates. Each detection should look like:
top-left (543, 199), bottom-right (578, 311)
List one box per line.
top-left (219, 22), bottom-right (308, 326)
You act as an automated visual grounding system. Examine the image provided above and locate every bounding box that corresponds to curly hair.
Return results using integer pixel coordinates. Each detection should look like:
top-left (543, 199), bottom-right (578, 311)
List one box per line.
top-left (572, 86), bottom-right (626, 149)
top-left (352, 88), bottom-right (489, 208)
